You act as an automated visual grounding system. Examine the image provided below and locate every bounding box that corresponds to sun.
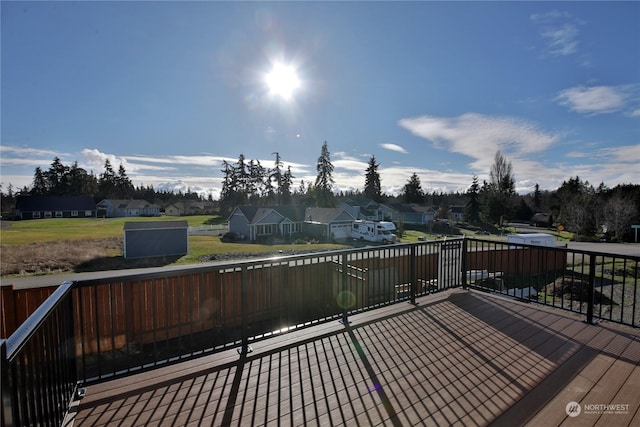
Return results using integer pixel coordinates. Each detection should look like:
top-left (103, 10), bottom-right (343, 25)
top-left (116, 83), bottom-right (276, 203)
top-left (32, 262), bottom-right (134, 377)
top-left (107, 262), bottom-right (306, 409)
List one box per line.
top-left (265, 62), bottom-right (300, 101)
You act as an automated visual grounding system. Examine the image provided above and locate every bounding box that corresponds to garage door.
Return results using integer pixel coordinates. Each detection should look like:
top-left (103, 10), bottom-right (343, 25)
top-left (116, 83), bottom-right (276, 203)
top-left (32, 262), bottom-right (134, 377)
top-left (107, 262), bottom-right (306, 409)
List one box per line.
top-left (331, 224), bottom-right (351, 239)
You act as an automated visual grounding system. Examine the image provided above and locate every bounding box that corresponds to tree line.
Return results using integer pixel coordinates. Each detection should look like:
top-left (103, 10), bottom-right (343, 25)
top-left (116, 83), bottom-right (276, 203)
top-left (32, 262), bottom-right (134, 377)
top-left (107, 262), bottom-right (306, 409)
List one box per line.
top-left (1, 144), bottom-right (638, 241)
top-left (219, 141), bottom-right (336, 215)
top-left (0, 157), bottom-right (205, 216)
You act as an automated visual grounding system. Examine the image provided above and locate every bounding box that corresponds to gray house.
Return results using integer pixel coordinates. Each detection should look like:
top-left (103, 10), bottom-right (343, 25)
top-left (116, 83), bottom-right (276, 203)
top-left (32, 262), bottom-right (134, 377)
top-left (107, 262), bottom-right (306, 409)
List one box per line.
top-left (228, 205), bottom-right (306, 242)
top-left (123, 220), bottom-right (189, 259)
top-left (14, 195), bottom-right (96, 220)
top-left (97, 199), bottom-right (161, 218)
top-left (380, 203), bottom-right (429, 225)
top-left (339, 198), bottom-right (383, 221)
top-left (304, 207), bottom-right (356, 241)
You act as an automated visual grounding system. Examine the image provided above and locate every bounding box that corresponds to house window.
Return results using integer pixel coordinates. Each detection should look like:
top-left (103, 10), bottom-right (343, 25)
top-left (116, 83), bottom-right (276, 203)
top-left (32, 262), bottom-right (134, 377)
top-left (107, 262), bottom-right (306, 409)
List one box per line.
top-left (85, 210), bottom-right (92, 217)
top-left (32, 212), bottom-right (41, 219)
top-left (257, 224), bottom-right (273, 235)
top-left (44, 212), bottom-right (52, 218)
top-left (55, 211), bottom-right (63, 218)
top-left (71, 211), bottom-right (78, 217)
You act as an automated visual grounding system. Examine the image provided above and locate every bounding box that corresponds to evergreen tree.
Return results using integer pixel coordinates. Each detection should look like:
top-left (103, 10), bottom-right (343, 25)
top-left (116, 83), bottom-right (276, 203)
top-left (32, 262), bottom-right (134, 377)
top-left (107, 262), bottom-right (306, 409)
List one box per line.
top-left (364, 155), bottom-right (382, 202)
top-left (219, 160), bottom-right (237, 216)
top-left (116, 164), bottom-right (134, 198)
top-left (464, 175), bottom-right (481, 224)
top-left (280, 166), bottom-right (294, 205)
top-left (31, 167), bottom-right (48, 195)
top-left (45, 157), bottom-right (70, 195)
top-left (401, 173), bottom-right (424, 203)
top-left (99, 160), bottom-right (117, 200)
top-left (533, 183), bottom-right (541, 210)
top-left (555, 176), bottom-right (596, 238)
top-left (314, 141), bottom-right (335, 207)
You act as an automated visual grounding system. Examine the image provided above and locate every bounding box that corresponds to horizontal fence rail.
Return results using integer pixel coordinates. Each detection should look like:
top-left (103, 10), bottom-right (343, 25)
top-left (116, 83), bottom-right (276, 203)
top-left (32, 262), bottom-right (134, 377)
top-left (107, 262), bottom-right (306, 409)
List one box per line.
top-left (1, 237), bottom-right (638, 426)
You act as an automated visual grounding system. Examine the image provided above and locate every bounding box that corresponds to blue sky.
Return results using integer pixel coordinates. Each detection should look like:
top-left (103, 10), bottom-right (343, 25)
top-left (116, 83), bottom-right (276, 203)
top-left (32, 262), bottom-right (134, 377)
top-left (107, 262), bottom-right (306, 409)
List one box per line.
top-left (2, 1), bottom-right (639, 199)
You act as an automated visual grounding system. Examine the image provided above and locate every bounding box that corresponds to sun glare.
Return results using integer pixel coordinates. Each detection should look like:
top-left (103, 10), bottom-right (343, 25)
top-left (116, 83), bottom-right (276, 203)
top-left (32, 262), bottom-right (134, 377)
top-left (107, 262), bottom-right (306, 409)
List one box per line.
top-left (265, 62), bottom-right (300, 100)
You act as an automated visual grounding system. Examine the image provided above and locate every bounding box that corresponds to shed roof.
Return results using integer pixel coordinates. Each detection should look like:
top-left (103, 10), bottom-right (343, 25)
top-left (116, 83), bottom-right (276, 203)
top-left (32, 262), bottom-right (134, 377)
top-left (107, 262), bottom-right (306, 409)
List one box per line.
top-left (123, 220), bottom-right (188, 231)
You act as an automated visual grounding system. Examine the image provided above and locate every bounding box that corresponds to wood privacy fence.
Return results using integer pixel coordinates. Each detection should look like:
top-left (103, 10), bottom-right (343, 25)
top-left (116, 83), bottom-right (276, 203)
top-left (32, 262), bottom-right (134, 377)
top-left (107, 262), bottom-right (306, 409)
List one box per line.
top-left (1, 243), bottom-right (566, 353)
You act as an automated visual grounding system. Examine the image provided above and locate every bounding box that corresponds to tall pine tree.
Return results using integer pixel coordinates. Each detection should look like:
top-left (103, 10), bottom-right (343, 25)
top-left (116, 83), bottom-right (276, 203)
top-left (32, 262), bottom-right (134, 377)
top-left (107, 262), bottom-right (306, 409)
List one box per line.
top-left (314, 141), bottom-right (335, 207)
top-left (364, 155), bottom-right (382, 202)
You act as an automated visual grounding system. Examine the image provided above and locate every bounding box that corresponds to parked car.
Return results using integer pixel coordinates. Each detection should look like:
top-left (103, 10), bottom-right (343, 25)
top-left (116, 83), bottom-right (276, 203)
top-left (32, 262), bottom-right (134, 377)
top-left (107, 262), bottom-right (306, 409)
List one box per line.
top-left (220, 232), bottom-right (245, 243)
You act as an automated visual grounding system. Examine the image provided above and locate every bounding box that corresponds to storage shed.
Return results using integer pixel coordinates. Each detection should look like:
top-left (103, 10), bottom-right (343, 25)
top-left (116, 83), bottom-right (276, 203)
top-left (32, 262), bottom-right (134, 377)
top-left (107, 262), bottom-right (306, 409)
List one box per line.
top-left (123, 220), bottom-right (189, 259)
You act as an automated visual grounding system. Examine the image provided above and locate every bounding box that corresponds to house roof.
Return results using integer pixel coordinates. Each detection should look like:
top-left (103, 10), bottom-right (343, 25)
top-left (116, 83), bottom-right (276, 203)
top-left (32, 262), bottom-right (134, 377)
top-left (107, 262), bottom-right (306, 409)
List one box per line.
top-left (16, 195), bottom-right (96, 211)
top-left (305, 207), bottom-right (355, 224)
top-left (98, 199), bottom-right (160, 209)
top-left (381, 202), bottom-right (420, 214)
top-left (340, 197), bottom-right (380, 209)
top-left (233, 205), bottom-right (307, 224)
top-left (410, 204), bottom-right (436, 213)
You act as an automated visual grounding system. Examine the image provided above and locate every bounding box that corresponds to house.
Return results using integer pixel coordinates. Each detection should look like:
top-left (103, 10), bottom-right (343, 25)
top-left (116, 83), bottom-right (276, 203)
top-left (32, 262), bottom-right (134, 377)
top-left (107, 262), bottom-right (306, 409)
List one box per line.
top-left (450, 206), bottom-right (465, 222)
top-left (304, 207), bottom-right (356, 241)
top-left (338, 198), bottom-right (383, 221)
top-left (123, 220), bottom-right (189, 259)
top-left (410, 204), bottom-right (436, 224)
top-left (14, 195), bottom-right (96, 220)
top-left (531, 212), bottom-right (553, 227)
top-left (97, 199), bottom-right (161, 218)
top-left (165, 201), bottom-right (216, 216)
top-left (228, 205), bottom-right (307, 242)
top-left (379, 203), bottom-right (429, 226)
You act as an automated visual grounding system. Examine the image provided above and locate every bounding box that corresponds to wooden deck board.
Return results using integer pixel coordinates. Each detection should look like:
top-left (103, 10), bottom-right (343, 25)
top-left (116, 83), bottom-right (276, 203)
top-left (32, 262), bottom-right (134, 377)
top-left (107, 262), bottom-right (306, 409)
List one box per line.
top-left (69, 289), bottom-right (640, 427)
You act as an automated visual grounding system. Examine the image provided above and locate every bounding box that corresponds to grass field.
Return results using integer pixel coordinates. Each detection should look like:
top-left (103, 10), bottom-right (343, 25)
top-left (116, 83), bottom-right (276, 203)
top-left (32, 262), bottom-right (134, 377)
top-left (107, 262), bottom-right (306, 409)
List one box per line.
top-left (0, 216), bottom-right (348, 277)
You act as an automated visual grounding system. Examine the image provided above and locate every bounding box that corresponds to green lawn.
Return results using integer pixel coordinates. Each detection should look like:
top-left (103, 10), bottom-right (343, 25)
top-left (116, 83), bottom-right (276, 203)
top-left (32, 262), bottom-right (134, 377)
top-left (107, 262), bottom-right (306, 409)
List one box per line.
top-left (0, 216), bottom-right (348, 271)
top-left (0, 216), bottom-right (219, 245)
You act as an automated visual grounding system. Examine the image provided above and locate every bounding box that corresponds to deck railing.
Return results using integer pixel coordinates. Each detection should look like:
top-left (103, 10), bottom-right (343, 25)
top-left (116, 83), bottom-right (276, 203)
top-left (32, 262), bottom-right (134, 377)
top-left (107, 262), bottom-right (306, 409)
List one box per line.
top-left (1, 237), bottom-right (638, 426)
top-left (1, 282), bottom-right (76, 427)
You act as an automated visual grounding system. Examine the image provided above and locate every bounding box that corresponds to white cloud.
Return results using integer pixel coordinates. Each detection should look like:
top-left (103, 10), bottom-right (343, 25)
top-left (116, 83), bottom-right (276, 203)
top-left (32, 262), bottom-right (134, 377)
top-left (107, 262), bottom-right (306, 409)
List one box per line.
top-left (380, 143), bottom-right (408, 154)
top-left (556, 85), bottom-right (628, 115)
top-left (0, 146), bottom-right (66, 158)
top-left (598, 145), bottom-right (640, 164)
top-left (531, 10), bottom-right (581, 57)
top-left (398, 113), bottom-right (559, 173)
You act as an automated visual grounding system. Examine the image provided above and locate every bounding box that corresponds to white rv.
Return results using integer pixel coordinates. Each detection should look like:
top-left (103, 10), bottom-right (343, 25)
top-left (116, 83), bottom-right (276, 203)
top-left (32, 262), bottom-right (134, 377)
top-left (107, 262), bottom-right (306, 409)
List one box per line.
top-left (351, 220), bottom-right (397, 243)
top-left (507, 233), bottom-right (556, 247)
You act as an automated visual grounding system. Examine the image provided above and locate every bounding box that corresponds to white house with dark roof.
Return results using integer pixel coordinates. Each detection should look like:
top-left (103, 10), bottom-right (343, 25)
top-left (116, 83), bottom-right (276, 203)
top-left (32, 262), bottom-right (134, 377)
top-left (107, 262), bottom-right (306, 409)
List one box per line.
top-left (97, 199), bottom-right (161, 218)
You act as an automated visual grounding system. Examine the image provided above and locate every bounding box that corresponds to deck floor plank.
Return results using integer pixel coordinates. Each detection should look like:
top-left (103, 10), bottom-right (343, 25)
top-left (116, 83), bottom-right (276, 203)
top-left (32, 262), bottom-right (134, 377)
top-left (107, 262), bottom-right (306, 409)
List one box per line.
top-left (70, 290), bottom-right (640, 427)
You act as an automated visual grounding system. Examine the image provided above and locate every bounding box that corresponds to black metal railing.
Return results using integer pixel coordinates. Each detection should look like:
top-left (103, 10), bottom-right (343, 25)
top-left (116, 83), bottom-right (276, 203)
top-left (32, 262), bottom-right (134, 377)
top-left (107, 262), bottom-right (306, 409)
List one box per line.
top-left (465, 239), bottom-right (639, 326)
top-left (1, 282), bottom-right (77, 427)
top-left (2, 238), bottom-right (638, 426)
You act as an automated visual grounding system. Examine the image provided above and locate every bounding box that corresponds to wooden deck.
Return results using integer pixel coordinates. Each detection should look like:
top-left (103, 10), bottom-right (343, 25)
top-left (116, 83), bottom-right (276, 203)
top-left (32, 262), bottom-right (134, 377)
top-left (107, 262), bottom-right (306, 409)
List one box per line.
top-left (67, 289), bottom-right (640, 426)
